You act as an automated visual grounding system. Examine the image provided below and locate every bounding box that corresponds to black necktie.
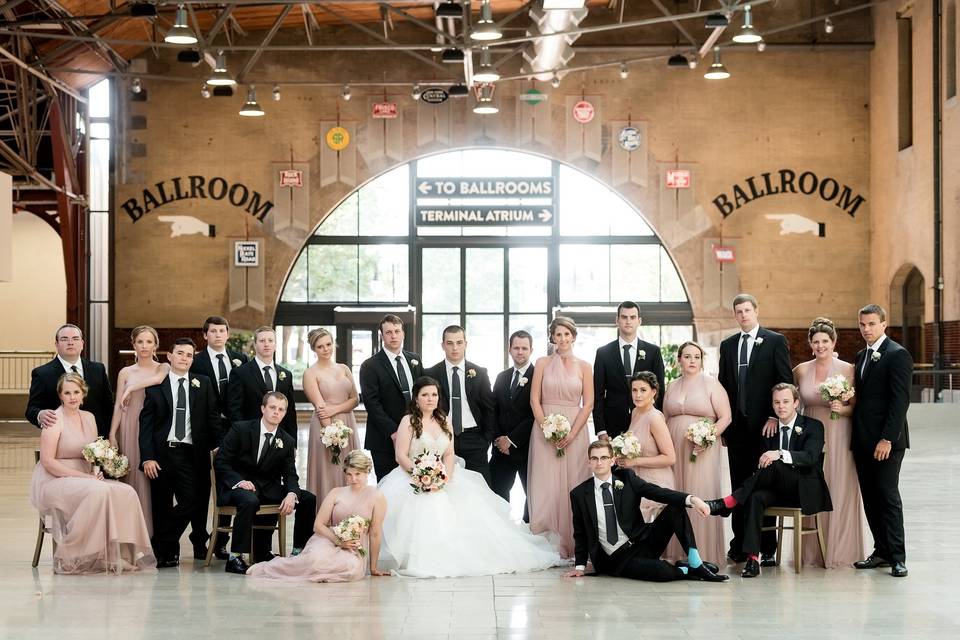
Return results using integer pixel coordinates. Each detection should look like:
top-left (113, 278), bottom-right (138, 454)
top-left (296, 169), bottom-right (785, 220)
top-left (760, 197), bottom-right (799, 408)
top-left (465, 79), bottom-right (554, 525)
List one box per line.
top-left (622, 344), bottom-right (632, 377)
top-left (862, 348), bottom-right (874, 377)
top-left (70, 365), bottom-right (79, 376)
top-left (175, 377), bottom-right (187, 441)
top-left (737, 334), bottom-right (749, 415)
top-left (395, 356), bottom-right (411, 402)
top-left (259, 432), bottom-right (273, 463)
top-left (216, 354), bottom-right (228, 396)
top-left (451, 366), bottom-right (462, 436)
top-left (780, 425), bottom-right (790, 450)
top-left (601, 482), bottom-right (618, 545)
top-left (263, 366), bottom-right (273, 391)
top-left (509, 369), bottom-right (521, 398)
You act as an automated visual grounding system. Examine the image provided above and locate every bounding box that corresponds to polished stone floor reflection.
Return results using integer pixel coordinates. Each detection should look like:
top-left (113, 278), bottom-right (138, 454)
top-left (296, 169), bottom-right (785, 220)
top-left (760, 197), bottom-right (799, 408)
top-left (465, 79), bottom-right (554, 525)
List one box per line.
top-left (3, 407), bottom-right (959, 640)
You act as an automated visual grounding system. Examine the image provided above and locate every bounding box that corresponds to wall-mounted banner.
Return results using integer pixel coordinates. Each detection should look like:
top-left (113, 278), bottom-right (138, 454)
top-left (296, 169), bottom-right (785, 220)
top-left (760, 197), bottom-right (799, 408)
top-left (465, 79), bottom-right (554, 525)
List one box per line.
top-left (712, 245), bottom-right (736, 263)
top-left (278, 169), bottom-right (303, 187)
top-left (666, 169), bottom-right (691, 188)
top-left (235, 241), bottom-right (259, 267)
top-left (121, 176), bottom-right (273, 222)
top-left (325, 127), bottom-right (350, 151)
top-left (712, 169), bottom-right (866, 217)
top-left (372, 102), bottom-right (398, 119)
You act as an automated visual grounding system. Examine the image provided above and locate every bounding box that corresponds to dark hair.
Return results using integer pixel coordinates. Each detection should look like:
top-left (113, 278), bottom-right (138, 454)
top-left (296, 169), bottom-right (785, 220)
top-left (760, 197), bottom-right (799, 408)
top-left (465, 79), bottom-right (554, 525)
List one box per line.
top-left (407, 376), bottom-right (452, 439)
top-left (858, 304), bottom-right (887, 322)
top-left (616, 301), bottom-right (641, 316)
top-left (379, 314), bottom-right (404, 331)
top-left (261, 391), bottom-right (289, 407)
top-left (203, 316), bottom-right (230, 332)
top-left (171, 337), bottom-right (196, 351)
top-left (772, 382), bottom-right (800, 401)
top-left (588, 439), bottom-right (614, 457)
top-left (509, 330), bottom-right (533, 348)
top-left (808, 317), bottom-right (837, 342)
top-left (442, 325), bottom-right (465, 341)
top-left (630, 371), bottom-right (660, 399)
top-left (732, 293), bottom-right (758, 309)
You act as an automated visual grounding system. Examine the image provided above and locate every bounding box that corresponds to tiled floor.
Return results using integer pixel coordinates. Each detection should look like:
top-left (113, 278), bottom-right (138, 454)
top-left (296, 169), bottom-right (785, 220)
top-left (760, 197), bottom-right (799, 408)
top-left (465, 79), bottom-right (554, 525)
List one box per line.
top-left (2, 408), bottom-right (959, 640)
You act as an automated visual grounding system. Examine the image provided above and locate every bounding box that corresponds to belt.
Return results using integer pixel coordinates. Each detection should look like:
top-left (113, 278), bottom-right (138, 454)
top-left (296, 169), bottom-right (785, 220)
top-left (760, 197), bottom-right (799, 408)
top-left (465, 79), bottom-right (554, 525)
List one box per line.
top-left (167, 441), bottom-right (193, 448)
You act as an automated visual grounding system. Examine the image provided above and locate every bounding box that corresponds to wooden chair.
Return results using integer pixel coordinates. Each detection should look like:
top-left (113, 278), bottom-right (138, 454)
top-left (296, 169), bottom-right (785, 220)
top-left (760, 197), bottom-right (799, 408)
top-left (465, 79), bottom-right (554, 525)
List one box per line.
top-left (204, 452), bottom-right (286, 567)
top-left (32, 450), bottom-right (55, 567)
top-left (761, 507), bottom-right (826, 573)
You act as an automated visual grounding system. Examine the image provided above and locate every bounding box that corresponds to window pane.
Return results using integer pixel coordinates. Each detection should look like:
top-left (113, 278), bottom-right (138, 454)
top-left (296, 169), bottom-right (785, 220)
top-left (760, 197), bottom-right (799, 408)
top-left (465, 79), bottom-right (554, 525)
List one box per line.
top-left (359, 244), bottom-right (409, 301)
top-left (359, 165), bottom-right (409, 235)
top-left (88, 139), bottom-right (109, 211)
top-left (421, 248), bottom-right (460, 312)
top-left (421, 314), bottom-right (460, 366)
top-left (508, 314), bottom-right (549, 358)
top-left (276, 325), bottom-right (336, 390)
top-left (558, 165), bottom-right (652, 236)
top-left (280, 250), bottom-right (308, 301)
top-left (559, 244), bottom-right (610, 302)
top-left (89, 122), bottom-right (110, 139)
top-left (466, 248), bottom-right (503, 312)
top-left (610, 244), bottom-right (660, 302)
top-left (352, 330), bottom-right (374, 396)
top-left (660, 247), bottom-right (687, 302)
top-left (88, 79), bottom-right (110, 117)
top-left (569, 325), bottom-right (611, 372)
top-left (509, 247), bottom-right (547, 312)
top-left (659, 325), bottom-right (694, 347)
top-left (315, 192), bottom-right (358, 236)
top-left (308, 245), bottom-right (358, 301)
top-left (89, 210), bottom-right (108, 301)
top-left (466, 315), bottom-right (505, 373)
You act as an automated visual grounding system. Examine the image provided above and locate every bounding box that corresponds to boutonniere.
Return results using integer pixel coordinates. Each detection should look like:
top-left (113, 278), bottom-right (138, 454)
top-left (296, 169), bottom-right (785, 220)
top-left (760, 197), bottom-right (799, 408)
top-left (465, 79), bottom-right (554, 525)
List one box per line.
top-left (518, 376), bottom-right (529, 387)
top-left (794, 426), bottom-right (803, 435)
top-left (410, 359), bottom-right (419, 366)
top-left (190, 378), bottom-right (200, 388)
top-left (638, 349), bottom-right (646, 360)
top-left (278, 371), bottom-right (287, 381)
top-left (274, 437), bottom-right (284, 449)
top-left (754, 337), bottom-right (764, 346)
top-left (232, 358), bottom-right (242, 367)
top-left (467, 368), bottom-right (477, 378)
top-left (613, 479), bottom-right (624, 490)
top-left (871, 351), bottom-right (881, 362)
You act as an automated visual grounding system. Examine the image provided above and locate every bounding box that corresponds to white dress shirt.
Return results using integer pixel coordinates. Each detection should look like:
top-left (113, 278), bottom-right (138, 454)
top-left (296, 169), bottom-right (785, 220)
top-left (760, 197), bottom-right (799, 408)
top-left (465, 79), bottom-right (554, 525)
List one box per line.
top-left (861, 334), bottom-right (887, 377)
top-left (58, 355), bottom-right (83, 378)
top-left (254, 356), bottom-right (275, 387)
top-left (617, 336), bottom-right (640, 375)
top-left (208, 346), bottom-right (233, 376)
top-left (738, 325), bottom-right (760, 366)
top-left (382, 346), bottom-right (414, 390)
top-left (777, 413), bottom-right (797, 465)
top-left (446, 360), bottom-right (478, 430)
top-left (167, 371), bottom-right (192, 444)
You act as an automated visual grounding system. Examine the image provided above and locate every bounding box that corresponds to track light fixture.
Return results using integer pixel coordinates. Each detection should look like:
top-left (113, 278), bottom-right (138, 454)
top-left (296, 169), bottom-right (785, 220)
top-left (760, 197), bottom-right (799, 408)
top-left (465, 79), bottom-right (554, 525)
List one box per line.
top-left (131, 77), bottom-right (142, 94)
top-left (200, 84), bottom-right (211, 99)
top-left (272, 86), bottom-right (281, 101)
top-left (449, 83), bottom-right (470, 97)
top-left (757, 41), bottom-right (766, 52)
top-left (732, 5), bottom-right (762, 44)
top-left (667, 54), bottom-right (688, 68)
top-left (442, 48), bottom-right (465, 63)
top-left (551, 75), bottom-right (561, 88)
top-left (703, 46), bottom-right (730, 80)
top-left (435, 1), bottom-right (461, 18)
top-left (704, 13), bottom-right (729, 28)
top-left (825, 18), bottom-right (835, 34)
top-left (411, 84), bottom-right (423, 100)
top-left (164, 5), bottom-right (198, 45)
top-left (619, 63), bottom-right (629, 79)
top-left (239, 86), bottom-right (264, 116)
top-left (688, 57), bottom-right (698, 70)
top-left (130, 3), bottom-right (157, 18)
top-left (341, 85), bottom-right (352, 101)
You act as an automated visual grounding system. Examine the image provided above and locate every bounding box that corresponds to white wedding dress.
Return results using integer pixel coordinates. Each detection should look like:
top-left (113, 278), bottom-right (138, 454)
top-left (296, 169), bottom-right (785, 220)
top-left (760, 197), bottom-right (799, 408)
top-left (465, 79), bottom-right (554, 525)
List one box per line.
top-left (377, 431), bottom-right (563, 577)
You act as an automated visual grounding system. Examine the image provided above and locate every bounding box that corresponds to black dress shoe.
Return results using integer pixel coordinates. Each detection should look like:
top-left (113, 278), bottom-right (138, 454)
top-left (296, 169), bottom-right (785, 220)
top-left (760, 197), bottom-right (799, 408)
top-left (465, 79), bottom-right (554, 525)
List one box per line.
top-left (224, 555), bottom-right (250, 575)
top-left (685, 564), bottom-right (730, 582)
top-left (727, 551), bottom-right (748, 563)
top-left (854, 555), bottom-right (890, 569)
top-left (705, 499), bottom-right (731, 517)
top-left (890, 562), bottom-right (908, 577)
top-left (214, 546), bottom-right (230, 560)
top-left (740, 559), bottom-right (760, 578)
top-left (193, 546), bottom-right (208, 560)
top-left (760, 553), bottom-right (777, 567)
top-left (253, 551), bottom-right (277, 563)
top-left (677, 560), bottom-right (720, 574)
top-left (157, 556), bottom-right (180, 569)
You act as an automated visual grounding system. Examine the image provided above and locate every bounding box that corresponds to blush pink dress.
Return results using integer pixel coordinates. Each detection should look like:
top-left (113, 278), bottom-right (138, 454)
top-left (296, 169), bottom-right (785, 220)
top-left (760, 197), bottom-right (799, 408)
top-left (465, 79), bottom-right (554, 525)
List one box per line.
top-left (527, 354), bottom-right (591, 559)
top-left (30, 408), bottom-right (155, 574)
top-left (306, 367), bottom-right (362, 508)
top-left (114, 366), bottom-right (154, 535)
top-left (247, 485), bottom-right (378, 582)
top-left (626, 407), bottom-right (676, 524)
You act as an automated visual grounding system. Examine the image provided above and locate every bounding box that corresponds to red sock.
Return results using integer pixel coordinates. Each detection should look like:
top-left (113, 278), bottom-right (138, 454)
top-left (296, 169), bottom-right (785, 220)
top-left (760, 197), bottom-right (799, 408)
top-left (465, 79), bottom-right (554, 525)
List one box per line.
top-left (747, 553), bottom-right (759, 562)
top-left (723, 495), bottom-right (738, 508)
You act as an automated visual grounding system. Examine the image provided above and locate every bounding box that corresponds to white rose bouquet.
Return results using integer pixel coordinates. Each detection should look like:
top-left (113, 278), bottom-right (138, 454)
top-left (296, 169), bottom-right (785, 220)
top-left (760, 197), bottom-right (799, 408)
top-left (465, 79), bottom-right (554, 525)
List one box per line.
top-left (541, 413), bottom-right (572, 457)
top-left (320, 418), bottom-right (353, 464)
top-left (610, 432), bottom-right (643, 460)
top-left (81, 436), bottom-right (130, 478)
top-left (409, 452), bottom-right (448, 494)
top-left (685, 418), bottom-right (718, 463)
top-left (331, 514), bottom-right (371, 557)
top-left (818, 374), bottom-right (855, 420)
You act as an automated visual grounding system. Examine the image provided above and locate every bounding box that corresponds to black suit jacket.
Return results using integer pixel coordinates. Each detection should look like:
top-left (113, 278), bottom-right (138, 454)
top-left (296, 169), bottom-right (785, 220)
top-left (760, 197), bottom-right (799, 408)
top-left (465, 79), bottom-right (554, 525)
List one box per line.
top-left (570, 467), bottom-right (689, 569)
top-left (492, 364), bottom-right (536, 459)
top-left (25, 357), bottom-right (114, 437)
top-left (190, 348), bottom-right (248, 418)
top-left (424, 360), bottom-right (496, 442)
top-left (764, 414), bottom-right (832, 514)
top-left (138, 373), bottom-right (222, 469)
top-left (227, 359), bottom-right (298, 443)
top-left (852, 337), bottom-right (912, 452)
top-left (592, 339), bottom-right (665, 437)
top-left (359, 349), bottom-right (423, 452)
top-left (214, 420), bottom-right (302, 504)
top-left (717, 327), bottom-right (793, 444)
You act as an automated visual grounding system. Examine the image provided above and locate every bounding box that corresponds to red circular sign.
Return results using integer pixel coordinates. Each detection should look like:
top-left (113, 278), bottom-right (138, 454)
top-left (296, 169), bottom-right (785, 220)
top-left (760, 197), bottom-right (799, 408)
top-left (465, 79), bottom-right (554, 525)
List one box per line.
top-left (572, 100), bottom-right (595, 124)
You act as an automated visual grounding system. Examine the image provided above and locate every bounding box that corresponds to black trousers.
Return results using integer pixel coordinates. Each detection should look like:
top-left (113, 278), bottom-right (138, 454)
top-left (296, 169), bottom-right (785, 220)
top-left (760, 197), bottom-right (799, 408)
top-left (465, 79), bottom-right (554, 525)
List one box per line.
top-left (731, 461), bottom-right (801, 555)
top-left (489, 448), bottom-right (529, 522)
top-left (371, 449), bottom-right (398, 483)
top-left (596, 505), bottom-right (695, 582)
top-left (853, 447), bottom-right (906, 563)
top-left (726, 415), bottom-right (777, 555)
top-left (455, 429), bottom-right (491, 487)
top-left (149, 445), bottom-right (205, 558)
top-left (227, 489), bottom-right (317, 560)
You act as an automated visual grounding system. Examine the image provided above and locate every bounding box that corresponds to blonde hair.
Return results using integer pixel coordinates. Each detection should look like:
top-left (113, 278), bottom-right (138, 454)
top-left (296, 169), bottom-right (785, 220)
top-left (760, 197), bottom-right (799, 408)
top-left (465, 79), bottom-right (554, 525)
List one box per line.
top-left (548, 316), bottom-right (578, 342)
top-left (57, 372), bottom-right (88, 397)
top-left (307, 328), bottom-right (332, 350)
top-left (342, 449), bottom-right (373, 473)
top-left (254, 325), bottom-right (275, 339)
top-left (130, 325), bottom-right (159, 351)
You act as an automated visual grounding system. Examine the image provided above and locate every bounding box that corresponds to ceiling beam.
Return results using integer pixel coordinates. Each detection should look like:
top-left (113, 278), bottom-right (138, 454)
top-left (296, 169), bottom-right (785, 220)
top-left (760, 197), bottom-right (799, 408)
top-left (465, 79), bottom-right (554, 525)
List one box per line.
top-left (236, 4), bottom-right (293, 83)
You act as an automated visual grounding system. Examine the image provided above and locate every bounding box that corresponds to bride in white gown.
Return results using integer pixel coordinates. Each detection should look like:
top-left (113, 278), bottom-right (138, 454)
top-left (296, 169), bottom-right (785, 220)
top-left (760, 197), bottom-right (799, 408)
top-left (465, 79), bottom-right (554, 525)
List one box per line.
top-left (377, 377), bottom-right (562, 577)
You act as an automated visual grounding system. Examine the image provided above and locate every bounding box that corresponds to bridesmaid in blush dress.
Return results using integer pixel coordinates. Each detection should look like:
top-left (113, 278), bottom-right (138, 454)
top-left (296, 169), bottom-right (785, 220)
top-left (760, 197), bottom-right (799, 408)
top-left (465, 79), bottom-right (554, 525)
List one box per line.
top-left (794, 317), bottom-right (867, 568)
top-left (107, 326), bottom-right (168, 536)
top-left (528, 316), bottom-right (593, 559)
top-left (248, 450), bottom-right (388, 581)
top-left (617, 372), bottom-right (676, 524)
top-left (31, 373), bottom-right (155, 574)
top-left (304, 328), bottom-right (361, 508)
top-left (662, 341), bottom-right (732, 563)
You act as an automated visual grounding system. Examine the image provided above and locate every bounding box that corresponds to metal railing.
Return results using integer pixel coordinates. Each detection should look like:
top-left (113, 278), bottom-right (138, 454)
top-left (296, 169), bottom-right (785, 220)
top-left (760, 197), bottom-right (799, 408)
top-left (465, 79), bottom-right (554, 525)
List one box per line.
top-left (912, 369), bottom-right (959, 403)
top-left (0, 351), bottom-right (54, 393)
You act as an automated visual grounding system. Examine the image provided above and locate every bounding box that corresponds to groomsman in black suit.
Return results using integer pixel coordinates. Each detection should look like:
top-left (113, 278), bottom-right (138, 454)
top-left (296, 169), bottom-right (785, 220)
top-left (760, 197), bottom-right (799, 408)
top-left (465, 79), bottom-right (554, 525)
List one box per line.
top-left (565, 440), bottom-right (727, 582)
top-left (717, 293), bottom-right (793, 564)
top-left (593, 302), bottom-right (665, 439)
top-left (491, 330), bottom-right (536, 519)
top-left (851, 304), bottom-right (912, 578)
top-left (228, 326), bottom-right (297, 443)
top-left (214, 392), bottom-right (316, 574)
top-left (190, 315), bottom-right (248, 559)
top-left (706, 384), bottom-right (832, 577)
top-left (424, 325), bottom-right (497, 486)
top-left (26, 323), bottom-right (113, 437)
top-left (359, 314), bottom-right (424, 479)
top-left (139, 338), bottom-right (222, 566)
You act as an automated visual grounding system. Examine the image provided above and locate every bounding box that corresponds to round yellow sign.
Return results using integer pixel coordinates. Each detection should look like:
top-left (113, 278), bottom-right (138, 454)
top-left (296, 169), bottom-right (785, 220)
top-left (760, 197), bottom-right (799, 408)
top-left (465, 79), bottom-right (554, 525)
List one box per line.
top-left (325, 126), bottom-right (350, 151)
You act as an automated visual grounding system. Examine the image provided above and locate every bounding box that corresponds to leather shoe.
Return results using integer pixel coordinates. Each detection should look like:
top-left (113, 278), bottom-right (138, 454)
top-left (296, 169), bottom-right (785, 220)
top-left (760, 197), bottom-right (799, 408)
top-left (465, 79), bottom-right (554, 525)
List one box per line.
top-left (214, 546), bottom-right (230, 560)
top-left (193, 546), bottom-right (208, 560)
top-left (157, 556), bottom-right (179, 569)
top-left (727, 551), bottom-right (748, 563)
top-left (685, 564), bottom-right (729, 582)
top-left (760, 553), bottom-right (777, 567)
top-left (677, 560), bottom-right (720, 574)
top-left (705, 499), bottom-right (731, 517)
top-left (890, 562), bottom-right (908, 577)
top-left (854, 555), bottom-right (890, 569)
top-left (740, 558), bottom-right (760, 578)
top-left (254, 551), bottom-right (277, 563)
top-left (224, 555), bottom-right (250, 575)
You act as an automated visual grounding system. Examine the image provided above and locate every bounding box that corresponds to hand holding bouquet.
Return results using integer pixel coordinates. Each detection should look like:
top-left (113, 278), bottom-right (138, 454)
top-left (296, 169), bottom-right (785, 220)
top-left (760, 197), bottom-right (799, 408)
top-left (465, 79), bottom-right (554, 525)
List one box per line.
top-left (610, 432), bottom-right (643, 461)
top-left (331, 514), bottom-right (371, 557)
top-left (818, 375), bottom-right (855, 420)
top-left (409, 452), bottom-right (448, 494)
top-left (685, 419), bottom-right (718, 463)
top-left (320, 418), bottom-right (353, 464)
top-left (541, 413), bottom-right (572, 457)
top-left (81, 436), bottom-right (130, 478)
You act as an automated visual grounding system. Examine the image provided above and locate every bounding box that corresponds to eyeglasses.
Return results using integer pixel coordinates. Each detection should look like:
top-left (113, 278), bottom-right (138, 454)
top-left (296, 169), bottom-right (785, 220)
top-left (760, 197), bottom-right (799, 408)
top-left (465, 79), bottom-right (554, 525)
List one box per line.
top-left (588, 455), bottom-right (612, 463)
top-left (58, 337), bottom-right (82, 343)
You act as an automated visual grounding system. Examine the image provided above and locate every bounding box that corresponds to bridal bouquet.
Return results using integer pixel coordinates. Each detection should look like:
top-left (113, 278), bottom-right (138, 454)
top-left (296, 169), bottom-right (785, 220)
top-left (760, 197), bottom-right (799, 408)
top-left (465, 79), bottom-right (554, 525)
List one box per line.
top-left (685, 419), bottom-right (718, 463)
top-left (409, 452), bottom-right (448, 494)
top-left (320, 419), bottom-right (353, 464)
top-left (331, 514), bottom-right (371, 557)
top-left (818, 375), bottom-right (855, 420)
top-left (610, 432), bottom-right (643, 460)
top-left (81, 437), bottom-right (130, 478)
top-left (541, 414), bottom-right (572, 457)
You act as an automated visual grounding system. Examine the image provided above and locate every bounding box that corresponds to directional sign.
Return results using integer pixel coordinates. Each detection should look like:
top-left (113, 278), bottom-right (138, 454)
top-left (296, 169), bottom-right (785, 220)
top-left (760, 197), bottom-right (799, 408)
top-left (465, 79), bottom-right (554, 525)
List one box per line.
top-left (415, 177), bottom-right (554, 198)
top-left (417, 206), bottom-right (554, 226)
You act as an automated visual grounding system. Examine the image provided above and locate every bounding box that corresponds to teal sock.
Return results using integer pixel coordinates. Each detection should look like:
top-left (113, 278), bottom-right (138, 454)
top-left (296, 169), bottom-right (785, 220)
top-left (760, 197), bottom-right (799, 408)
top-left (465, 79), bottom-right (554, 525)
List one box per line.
top-left (687, 548), bottom-right (703, 569)
top-left (678, 566), bottom-right (688, 575)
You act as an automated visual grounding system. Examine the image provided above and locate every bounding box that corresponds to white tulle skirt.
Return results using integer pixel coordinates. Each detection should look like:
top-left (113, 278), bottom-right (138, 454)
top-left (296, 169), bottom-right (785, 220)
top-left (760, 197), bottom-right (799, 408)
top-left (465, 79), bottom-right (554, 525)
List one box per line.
top-left (377, 459), bottom-right (563, 577)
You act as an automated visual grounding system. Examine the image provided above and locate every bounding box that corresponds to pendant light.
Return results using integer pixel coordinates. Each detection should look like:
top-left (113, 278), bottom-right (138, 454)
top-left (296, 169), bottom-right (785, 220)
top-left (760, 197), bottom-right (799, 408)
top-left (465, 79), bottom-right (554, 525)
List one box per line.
top-left (164, 5), bottom-right (198, 45)
top-left (207, 50), bottom-right (236, 86)
top-left (239, 86), bottom-right (264, 116)
top-left (471, 0), bottom-right (502, 41)
top-left (473, 48), bottom-right (500, 83)
top-left (703, 46), bottom-right (730, 80)
top-left (732, 5), bottom-right (762, 44)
